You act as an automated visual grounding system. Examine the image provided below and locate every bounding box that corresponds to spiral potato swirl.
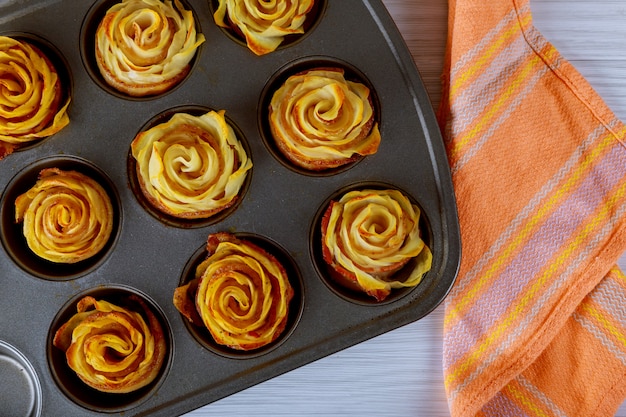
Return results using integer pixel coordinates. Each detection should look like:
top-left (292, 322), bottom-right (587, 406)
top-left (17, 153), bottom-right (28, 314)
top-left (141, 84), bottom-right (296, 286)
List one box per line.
top-left (0, 36), bottom-right (70, 157)
top-left (131, 110), bottom-right (252, 219)
top-left (174, 232), bottom-right (294, 351)
top-left (95, 0), bottom-right (205, 96)
top-left (214, 0), bottom-right (315, 55)
top-left (14, 168), bottom-right (114, 264)
top-left (269, 68), bottom-right (381, 170)
top-left (321, 189), bottom-right (432, 301)
top-left (52, 295), bottom-right (167, 394)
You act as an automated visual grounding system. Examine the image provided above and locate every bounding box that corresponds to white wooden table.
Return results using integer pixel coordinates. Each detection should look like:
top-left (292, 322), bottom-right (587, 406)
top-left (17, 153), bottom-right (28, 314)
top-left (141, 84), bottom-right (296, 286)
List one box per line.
top-left (186, 1), bottom-right (626, 415)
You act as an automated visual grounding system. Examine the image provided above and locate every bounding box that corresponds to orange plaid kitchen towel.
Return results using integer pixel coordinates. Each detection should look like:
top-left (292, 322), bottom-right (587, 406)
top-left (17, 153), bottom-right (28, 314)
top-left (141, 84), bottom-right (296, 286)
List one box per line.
top-left (438, 0), bottom-right (626, 416)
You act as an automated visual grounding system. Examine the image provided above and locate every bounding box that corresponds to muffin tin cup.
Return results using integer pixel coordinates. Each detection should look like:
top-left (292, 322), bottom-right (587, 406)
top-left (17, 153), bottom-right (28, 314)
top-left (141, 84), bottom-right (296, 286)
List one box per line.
top-left (310, 181), bottom-right (433, 306)
top-left (0, 155), bottom-right (122, 280)
top-left (258, 55), bottom-right (382, 177)
top-left (0, 31), bottom-right (73, 154)
top-left (177, 232), bottom-right (304, 359)
top-left (208, 0), bottom-right (328, 55)
top-left (127, 104), bottom-right (253, 228)
top-left (79, 0), bottom-right (204, 100)
top-left (0, 1), bottom-right (461, 415)
top-left (0, 340), bottom-right (42, 417)
top-left (46, 284), bottom-right (173, 413)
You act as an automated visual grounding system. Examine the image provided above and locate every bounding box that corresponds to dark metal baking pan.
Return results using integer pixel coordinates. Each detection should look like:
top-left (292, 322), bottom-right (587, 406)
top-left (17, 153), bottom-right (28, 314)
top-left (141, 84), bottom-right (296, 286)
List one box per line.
top-left (0, 0), bottom-right (461, 415)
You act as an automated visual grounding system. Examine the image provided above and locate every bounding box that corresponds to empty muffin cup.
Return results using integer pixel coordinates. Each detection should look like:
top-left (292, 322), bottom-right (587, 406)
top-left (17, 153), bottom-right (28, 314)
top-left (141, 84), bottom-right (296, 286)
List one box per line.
top-left (0, 340), bottom-right (42, 417)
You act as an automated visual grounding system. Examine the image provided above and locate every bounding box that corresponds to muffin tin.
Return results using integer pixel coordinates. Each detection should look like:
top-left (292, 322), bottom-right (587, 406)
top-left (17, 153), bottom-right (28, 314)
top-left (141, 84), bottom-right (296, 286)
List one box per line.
top-left (0, 1), bottom-right (461, 416)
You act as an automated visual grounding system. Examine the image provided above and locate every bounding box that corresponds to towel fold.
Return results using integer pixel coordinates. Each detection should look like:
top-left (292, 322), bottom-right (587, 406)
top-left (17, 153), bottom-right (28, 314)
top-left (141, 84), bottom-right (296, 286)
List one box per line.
top-left (438, 0), bottom-right (626, 416)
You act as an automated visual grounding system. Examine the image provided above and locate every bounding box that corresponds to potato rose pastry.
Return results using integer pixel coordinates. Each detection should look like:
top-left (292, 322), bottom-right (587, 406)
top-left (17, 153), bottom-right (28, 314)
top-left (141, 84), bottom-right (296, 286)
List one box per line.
top-left (95, 0), bottom-right (205, 96)
top-left (174, 232), bottom-right (294, 351)
top-left (214, 0), bottom-right (315, 55)
top-left (53, 295), bottom-right (167, 394)
top-left (14, 168), bottom-right (114, 264)
top-left (0, 36), bottom-right (70, 159)
top-left (321, 188), bottom-right (432, 301)
top-left (131, 110), bottom-right (252, 219)
top-left (269, 68), bottom-right (381, 171)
